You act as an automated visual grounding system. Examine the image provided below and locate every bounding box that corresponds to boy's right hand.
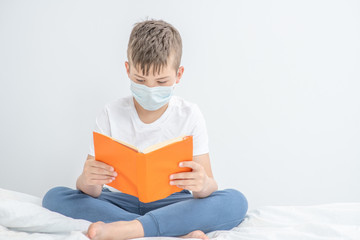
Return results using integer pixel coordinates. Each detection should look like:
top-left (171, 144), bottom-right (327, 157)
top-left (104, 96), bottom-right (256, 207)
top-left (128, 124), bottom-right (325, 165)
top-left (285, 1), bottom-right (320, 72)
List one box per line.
top-left (81, 155), bottom-right (118, 186)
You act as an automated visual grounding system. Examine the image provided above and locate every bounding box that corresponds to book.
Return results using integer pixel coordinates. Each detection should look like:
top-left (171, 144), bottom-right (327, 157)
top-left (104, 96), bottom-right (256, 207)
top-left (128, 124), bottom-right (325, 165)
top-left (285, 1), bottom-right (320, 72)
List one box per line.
top-left (93, 131), bottom-right (193, 203)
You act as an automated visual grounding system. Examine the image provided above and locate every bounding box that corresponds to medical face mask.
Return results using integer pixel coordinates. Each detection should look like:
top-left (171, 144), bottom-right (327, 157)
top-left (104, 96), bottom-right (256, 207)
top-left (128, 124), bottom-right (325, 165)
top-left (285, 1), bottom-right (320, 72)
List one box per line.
top-left (130, 80), bottom-right (176, 111)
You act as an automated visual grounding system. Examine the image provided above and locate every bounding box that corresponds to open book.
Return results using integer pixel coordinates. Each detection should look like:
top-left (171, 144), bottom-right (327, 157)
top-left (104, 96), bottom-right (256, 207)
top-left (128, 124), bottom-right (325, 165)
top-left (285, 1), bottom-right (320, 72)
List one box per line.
top-left (93, 132), bottom-right (193, 203)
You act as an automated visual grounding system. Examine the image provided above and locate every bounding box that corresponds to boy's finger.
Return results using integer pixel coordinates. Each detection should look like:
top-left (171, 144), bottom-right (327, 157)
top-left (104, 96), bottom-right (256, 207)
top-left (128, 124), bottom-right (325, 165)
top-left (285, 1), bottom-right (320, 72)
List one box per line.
top-left (179, 161), bottom-right (198, 170)
top-left (90, 179), bottom-right (114, 185)
top-left (91, 167), bottom-right (117, 177)
top-left (91, 172), bottom-right (117, 179)
top-left (91, 160), bottom-right (114, 172)
top-left (90, 173), bottom-right (115, 180)
top-left (170, 179), bottom-right (195, 186)
top-left (170, 172), bottom-right (195, 180)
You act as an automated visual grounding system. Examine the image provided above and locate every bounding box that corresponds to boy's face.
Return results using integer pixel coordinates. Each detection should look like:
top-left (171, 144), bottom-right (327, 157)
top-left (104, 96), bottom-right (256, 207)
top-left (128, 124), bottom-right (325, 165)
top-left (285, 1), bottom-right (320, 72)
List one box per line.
top-left (125, 60), bottom-right (184, 88)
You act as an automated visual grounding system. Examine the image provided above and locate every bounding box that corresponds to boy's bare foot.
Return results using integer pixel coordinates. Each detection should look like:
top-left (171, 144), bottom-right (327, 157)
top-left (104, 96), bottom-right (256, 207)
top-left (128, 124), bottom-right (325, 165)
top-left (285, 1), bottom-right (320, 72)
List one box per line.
top-left (86, 220), bottom-right (144, 240)
top-left (180, 230), bottom-right (209, 239)
top-left (86, 220), bottom-right (208, 240)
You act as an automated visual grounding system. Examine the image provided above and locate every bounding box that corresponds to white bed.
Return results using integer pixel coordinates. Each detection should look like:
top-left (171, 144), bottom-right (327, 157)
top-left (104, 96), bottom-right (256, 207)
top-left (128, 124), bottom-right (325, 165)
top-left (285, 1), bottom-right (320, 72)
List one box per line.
top-left (0, 188), bottom-right (359, 240)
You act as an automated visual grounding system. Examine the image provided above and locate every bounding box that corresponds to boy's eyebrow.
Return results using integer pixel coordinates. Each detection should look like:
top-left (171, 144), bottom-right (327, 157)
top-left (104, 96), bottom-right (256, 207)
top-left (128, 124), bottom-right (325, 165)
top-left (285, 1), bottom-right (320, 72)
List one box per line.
top-left (134, 74), bottom-right (171, 80)
top-left (134, 74), bottom-right (145, 79)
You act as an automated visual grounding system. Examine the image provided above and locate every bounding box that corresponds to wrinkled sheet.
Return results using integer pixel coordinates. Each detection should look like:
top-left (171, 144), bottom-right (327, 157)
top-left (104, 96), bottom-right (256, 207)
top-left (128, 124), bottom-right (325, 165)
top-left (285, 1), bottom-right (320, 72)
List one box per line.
top-left (1, 188), bottom-right (359, 240)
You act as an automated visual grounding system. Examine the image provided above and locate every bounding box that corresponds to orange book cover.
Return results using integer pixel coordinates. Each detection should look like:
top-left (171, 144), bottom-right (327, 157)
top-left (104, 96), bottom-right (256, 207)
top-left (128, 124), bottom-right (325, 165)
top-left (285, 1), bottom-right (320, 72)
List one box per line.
top-left (93, 131), bottom-right (193, 203)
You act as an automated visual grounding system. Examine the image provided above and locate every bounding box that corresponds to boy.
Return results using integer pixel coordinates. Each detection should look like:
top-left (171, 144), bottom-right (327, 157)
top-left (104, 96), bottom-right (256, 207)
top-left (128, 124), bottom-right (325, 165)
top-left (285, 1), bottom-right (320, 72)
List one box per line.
top-left (43, 19), bottom-right (248, 240)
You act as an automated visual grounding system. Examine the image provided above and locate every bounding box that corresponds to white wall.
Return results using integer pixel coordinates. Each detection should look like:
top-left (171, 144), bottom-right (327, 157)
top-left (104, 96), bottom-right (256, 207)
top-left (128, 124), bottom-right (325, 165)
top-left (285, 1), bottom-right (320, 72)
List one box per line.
top-left (0, 0), bottom-right (359, 210)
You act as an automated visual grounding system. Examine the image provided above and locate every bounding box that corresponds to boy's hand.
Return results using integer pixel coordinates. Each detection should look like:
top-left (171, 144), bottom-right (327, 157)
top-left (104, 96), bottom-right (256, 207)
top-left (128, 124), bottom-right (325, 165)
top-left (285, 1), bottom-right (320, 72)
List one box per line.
top-left (81, 157), bottom-right (118, 186)
top-left (169, 161), bottom-right (209, 193)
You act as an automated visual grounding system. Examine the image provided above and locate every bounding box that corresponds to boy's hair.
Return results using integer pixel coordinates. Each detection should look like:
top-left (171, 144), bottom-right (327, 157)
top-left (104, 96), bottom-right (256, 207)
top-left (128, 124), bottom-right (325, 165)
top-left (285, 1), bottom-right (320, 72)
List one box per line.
top-left (127, 19), bottom-right (182, 76)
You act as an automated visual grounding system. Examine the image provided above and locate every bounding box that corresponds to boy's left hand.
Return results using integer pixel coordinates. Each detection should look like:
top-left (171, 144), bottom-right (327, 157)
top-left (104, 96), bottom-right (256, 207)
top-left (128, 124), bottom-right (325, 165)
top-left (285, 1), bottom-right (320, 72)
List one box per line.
top-left (169, 161), bottom-right (209, 193)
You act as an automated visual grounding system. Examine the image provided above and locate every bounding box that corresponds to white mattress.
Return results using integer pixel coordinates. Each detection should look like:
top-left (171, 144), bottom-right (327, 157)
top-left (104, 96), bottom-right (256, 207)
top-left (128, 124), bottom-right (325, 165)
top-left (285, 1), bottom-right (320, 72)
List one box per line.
top-left (0, 188), bottom-right (359, 240)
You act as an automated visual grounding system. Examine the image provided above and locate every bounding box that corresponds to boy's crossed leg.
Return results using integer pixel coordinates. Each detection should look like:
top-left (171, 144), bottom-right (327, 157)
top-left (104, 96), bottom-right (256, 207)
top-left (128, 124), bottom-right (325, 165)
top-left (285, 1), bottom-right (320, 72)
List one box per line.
top-left (43, 187), bottom-right (247, 239)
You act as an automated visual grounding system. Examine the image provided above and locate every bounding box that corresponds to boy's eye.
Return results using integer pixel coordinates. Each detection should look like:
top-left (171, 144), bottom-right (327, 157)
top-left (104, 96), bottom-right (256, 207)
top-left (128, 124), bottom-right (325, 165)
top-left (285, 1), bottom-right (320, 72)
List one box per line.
top-left (158, 81), bottom-right (167, 84)
top-left (136, 79), bottom-right (145, 83)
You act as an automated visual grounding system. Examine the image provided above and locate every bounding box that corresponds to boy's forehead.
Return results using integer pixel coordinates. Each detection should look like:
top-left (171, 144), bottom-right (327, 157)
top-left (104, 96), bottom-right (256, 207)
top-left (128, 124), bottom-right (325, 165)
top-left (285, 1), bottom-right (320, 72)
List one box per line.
top-left (131, 63), bottom-right (177, 77)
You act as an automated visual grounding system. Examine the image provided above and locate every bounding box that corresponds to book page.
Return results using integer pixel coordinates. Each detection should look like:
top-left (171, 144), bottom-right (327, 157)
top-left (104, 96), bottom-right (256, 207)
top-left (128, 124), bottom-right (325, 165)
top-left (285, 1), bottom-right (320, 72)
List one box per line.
top-left (143, 135), bottom-right (188, 154)
top-left (103, 134), bottom-right (139, 152)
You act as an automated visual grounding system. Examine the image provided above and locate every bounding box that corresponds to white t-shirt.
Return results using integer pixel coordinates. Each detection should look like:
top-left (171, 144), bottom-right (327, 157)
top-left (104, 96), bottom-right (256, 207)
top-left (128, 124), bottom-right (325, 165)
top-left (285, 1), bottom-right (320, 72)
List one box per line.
top-left (88, 95), bottom-right (209, 157)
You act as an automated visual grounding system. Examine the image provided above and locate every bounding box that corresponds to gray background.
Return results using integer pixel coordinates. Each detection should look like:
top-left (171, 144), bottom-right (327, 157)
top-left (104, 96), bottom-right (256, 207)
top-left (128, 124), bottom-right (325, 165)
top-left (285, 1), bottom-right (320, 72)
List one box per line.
top-left (0, 0), bottom-right (359, 210)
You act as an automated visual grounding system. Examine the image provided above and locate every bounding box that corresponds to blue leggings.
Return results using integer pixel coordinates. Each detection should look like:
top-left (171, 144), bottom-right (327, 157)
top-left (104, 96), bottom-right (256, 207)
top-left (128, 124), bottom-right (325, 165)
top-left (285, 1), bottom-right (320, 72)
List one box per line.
top-left (42, 187), bottom-right (248, 237)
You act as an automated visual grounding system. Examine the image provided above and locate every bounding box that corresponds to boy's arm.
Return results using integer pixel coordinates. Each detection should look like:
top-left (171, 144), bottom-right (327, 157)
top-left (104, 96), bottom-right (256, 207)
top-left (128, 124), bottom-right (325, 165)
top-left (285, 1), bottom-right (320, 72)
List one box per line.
top-left (191, 153), bottom-right (218, 198)
top-left (76, 154), bottom-right (117, 198)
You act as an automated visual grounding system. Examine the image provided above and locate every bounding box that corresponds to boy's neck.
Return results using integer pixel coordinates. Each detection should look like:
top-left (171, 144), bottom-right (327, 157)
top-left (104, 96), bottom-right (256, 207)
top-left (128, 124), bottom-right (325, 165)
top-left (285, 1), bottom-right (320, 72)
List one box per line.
top-left (133, 97), bottom-right (169, 124)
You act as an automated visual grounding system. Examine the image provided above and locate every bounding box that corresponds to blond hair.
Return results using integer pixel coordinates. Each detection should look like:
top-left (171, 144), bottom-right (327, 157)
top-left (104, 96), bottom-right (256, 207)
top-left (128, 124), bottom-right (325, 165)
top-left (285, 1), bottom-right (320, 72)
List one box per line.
top-left (127, 19), bottom-right (182, 76)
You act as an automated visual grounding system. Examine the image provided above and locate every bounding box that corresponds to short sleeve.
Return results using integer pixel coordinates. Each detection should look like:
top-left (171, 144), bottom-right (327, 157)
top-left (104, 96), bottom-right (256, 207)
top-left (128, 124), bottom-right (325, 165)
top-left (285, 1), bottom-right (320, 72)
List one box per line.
top-left (88, 106), bottom-right (111, 156)
top-left (192, 105), bottom-right (209, 156)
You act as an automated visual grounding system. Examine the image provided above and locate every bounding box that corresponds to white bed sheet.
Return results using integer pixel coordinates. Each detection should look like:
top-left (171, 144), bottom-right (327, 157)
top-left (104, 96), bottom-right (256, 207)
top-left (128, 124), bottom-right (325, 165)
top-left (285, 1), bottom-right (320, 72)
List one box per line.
top-left (1, 188), bottom-right (359, 240)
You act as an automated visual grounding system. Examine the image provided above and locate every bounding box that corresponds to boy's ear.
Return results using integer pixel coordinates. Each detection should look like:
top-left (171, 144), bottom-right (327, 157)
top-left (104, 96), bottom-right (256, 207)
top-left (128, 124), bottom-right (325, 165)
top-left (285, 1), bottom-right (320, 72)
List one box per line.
top-left (176, 66), bottom-right (184, 84)
top-left (125, 61), bottom-right (130, 76)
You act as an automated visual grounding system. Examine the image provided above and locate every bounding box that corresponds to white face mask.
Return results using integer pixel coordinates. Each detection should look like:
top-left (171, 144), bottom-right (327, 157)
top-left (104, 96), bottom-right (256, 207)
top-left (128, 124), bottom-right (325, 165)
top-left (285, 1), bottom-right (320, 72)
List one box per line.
top-left (130, 80), bottom-right (176, 111)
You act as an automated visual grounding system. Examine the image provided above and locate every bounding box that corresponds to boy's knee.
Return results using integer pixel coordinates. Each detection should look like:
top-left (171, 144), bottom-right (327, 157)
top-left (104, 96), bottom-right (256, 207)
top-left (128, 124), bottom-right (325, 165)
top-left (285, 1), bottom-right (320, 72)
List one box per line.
top-left (220, 188), bottom-right (248, 220)
top-left (223, 188), bottom-right (248, 204)
top-left (42, 186), bottom-right (74, 210)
